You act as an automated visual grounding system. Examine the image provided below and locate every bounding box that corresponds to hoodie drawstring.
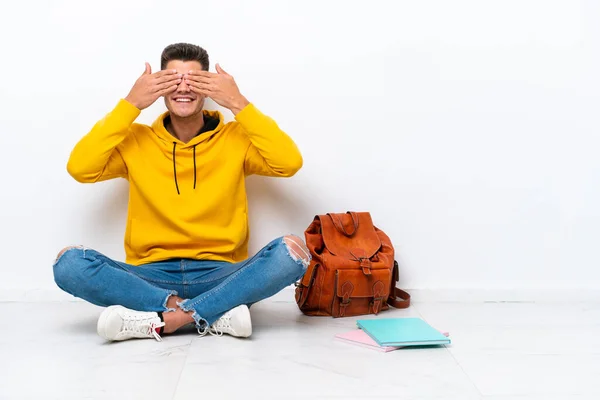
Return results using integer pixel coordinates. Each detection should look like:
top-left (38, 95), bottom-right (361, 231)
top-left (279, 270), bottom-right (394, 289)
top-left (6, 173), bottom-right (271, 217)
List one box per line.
top-left (172, 142), bottom-right (180, 195)
top-left (192, 144), bottom-right (198, 189)
top-left (172, 142), bottom-right (199, 195)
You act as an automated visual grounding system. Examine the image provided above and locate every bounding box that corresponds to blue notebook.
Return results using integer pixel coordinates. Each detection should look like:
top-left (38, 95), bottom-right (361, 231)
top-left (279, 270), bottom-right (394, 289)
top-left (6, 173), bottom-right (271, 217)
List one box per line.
top-left (356, 318), bottom-right (451, 347)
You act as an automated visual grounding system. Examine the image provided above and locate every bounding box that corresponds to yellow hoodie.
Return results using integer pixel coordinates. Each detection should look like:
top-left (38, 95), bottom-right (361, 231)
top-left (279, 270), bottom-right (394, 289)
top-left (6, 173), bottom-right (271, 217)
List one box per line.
top-left (67, 99), bottom-right (302, 266)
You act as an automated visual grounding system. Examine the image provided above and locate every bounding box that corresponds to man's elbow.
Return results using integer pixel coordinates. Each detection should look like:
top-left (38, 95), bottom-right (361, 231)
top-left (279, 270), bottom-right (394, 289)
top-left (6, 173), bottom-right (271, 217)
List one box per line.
top-left (66, 159), bottom-right (94, 183)
top-left (280, 153), bottom-right (303, 177)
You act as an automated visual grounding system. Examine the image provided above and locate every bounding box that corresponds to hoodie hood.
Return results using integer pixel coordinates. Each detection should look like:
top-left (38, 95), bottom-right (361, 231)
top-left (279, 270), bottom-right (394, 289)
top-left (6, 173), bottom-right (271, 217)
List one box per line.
top-left (151, 109), bottom-right (225, 148)
top-left (150, 109), bottom-right (225, 194)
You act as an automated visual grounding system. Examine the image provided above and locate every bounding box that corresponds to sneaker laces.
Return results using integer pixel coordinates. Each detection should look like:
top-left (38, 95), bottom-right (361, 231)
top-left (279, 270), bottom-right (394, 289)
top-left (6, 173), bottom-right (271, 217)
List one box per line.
top-left (122, 314), bottom-right (166, 341)
top-left (197, 327), bottom-right (223, 337)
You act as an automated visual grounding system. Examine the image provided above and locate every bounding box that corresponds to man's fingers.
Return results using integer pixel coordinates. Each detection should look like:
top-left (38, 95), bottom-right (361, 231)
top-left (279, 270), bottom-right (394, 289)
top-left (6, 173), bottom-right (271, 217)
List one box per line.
top-left (190, 86), bottom-right (213, 96)
top-left (187, 81), bottom-right (217, 92)
top-left (155, 73), bottom-right (183, 84)
top-left (144, 62), bottom-right (152, 75)
top-left (157, 85), bottom-right (178, 96)
top-left (153, 69), bottom-right (179, 78)
top-left (184, 75), bottom-right (212, 84)
top-left (187, 70), bottom-right (217, 78)
top-left (155, 79), bottom-right (182, 92)
top-left (215, 63), bottom-right (229, 75)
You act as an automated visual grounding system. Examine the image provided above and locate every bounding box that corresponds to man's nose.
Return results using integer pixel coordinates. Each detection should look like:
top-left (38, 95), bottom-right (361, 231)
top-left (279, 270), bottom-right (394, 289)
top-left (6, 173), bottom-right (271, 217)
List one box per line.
top-left (177, 76), bottom-right (191, 92)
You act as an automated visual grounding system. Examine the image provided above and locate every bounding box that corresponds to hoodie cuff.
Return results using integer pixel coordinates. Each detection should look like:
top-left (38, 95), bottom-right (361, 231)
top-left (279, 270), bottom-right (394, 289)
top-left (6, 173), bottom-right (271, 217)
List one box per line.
top-left (234, 103), bottom-right (266, 130)
top-left (115, 98), bottom-right (142, 123)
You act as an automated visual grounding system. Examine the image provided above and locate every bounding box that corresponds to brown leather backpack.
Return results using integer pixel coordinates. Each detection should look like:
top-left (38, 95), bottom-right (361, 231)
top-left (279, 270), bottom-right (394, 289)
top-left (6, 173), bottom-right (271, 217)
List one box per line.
top-left (295, 211), bottom-right (410, 317)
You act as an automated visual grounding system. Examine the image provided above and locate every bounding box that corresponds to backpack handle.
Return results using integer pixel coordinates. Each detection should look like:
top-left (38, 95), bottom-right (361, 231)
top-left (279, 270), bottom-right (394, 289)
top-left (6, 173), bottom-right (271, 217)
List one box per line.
top-left (327, 211), bottom-right (359, 237)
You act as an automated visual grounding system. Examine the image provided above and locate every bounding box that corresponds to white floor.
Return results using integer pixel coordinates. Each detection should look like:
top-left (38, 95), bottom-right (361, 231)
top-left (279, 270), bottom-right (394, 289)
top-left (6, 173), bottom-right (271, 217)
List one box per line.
top-left (1, 291), bottom-right (599, 400)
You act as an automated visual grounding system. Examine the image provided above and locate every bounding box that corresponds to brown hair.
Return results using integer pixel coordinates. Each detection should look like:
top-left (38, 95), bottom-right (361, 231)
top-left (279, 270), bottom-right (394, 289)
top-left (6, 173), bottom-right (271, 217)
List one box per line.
top-left (161, 43), bottom-right (209, 70)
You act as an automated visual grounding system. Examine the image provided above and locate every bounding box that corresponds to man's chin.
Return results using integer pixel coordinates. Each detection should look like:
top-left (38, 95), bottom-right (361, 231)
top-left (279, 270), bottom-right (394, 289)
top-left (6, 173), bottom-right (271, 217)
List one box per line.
top-left (170, 108), bottom-right (203, 119)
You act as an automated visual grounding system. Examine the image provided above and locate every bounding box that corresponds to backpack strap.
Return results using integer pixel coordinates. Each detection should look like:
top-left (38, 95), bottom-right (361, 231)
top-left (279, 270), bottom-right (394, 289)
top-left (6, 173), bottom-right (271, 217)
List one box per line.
top-left (387, 260), bottom-right (411, 309)
top-left (388, 287), bottom-right (411, 308)
top-left (295, 262), bottom-right (319, 309)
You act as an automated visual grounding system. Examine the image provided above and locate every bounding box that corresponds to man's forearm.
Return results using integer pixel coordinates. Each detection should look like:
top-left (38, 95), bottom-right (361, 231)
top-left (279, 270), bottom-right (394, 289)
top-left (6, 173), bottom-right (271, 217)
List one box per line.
top-left (228, 95), bottom-right (250, 116)
top-left (237, 104), bottom-right (303, 177)
top-left (67, 99), bottom-right (138, 182)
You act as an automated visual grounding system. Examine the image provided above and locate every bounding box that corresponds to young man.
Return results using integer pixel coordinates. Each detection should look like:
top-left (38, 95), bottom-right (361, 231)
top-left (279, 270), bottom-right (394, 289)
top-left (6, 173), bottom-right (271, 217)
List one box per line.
top-left (53, 43), bottom-right (311, 342)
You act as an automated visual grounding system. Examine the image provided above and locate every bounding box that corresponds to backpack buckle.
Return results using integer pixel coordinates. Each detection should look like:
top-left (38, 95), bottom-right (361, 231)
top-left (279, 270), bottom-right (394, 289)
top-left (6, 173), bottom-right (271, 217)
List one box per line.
top-left (371, 297), bottom-right (383, 314)
top-left (339, 297), bottom-right (351, 317)
top-left (371, 281), bottom-right (385, 314)
top-left (339, 282), bottom-right (353, 317)
top-left (359, 257), bottom-right (372, 275)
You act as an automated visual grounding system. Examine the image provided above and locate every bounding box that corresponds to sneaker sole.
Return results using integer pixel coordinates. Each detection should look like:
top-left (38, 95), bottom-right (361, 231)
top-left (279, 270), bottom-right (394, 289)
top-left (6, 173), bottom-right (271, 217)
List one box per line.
top-left (97, 305), bottom-right (122, 341)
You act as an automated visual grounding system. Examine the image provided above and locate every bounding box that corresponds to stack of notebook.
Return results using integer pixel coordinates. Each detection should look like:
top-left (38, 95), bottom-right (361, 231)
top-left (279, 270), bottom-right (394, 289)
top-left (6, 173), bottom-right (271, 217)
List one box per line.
top-left (335, 317), bottom-right (451, 352)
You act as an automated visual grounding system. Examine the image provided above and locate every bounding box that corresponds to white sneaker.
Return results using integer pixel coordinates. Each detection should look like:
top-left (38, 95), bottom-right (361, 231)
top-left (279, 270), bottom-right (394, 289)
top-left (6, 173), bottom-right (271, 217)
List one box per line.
top-left (97, 305), bottom-right (165, 342)
top-left (201, 305), bottom-right (252, 338)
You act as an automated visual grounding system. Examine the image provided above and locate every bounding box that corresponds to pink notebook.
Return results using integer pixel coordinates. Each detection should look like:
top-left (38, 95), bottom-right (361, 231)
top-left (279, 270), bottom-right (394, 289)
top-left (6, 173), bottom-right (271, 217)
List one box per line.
top-left (335, 329), bottom-right (450, 353)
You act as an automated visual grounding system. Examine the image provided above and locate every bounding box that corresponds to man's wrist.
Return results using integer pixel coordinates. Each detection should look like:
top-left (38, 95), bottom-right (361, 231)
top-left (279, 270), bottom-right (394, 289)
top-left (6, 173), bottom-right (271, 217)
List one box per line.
top-left (124, 96), bottom-right (142, 110)
top-left (229, 95), bottom-right (250, 115)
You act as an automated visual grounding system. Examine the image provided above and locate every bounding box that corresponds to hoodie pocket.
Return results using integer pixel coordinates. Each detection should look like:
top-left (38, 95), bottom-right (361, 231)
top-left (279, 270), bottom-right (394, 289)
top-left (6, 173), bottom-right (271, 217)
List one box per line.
top-left (128, 218), bottom-right (151, 258)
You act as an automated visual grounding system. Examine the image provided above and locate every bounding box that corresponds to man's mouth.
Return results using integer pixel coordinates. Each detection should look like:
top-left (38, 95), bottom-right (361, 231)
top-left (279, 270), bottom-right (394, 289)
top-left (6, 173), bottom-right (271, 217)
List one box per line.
top-left (173, 97), bottom-right (195, 103)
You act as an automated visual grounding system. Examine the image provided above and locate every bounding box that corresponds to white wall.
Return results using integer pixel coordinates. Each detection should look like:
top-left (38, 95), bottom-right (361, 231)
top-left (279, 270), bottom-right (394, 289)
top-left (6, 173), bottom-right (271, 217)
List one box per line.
top-left (1, 0), bottom-right (599, 298)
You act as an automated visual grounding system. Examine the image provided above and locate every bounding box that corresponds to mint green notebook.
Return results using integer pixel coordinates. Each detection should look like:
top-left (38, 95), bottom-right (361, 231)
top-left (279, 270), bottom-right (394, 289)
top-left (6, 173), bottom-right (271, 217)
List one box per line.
top-left (356, 318), bottom-right (451, 347)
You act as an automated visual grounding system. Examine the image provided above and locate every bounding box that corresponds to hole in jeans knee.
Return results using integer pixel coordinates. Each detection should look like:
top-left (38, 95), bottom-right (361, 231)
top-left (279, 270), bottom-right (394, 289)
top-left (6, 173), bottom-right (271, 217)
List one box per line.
top-left (54, 245), bottom-right (83, 265)
top-left (283, 235), bottom-right (311, 265)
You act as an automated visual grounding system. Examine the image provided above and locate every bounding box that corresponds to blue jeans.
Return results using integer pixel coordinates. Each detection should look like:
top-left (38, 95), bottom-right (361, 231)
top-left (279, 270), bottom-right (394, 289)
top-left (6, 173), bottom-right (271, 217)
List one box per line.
top-left (53, 235), bottom-right (310, 329)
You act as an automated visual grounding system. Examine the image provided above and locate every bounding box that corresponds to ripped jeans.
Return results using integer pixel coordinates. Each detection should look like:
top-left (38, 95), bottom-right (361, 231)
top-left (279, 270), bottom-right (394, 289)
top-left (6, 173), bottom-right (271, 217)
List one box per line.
top-left (53, 235), bottom-right (310, 330)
